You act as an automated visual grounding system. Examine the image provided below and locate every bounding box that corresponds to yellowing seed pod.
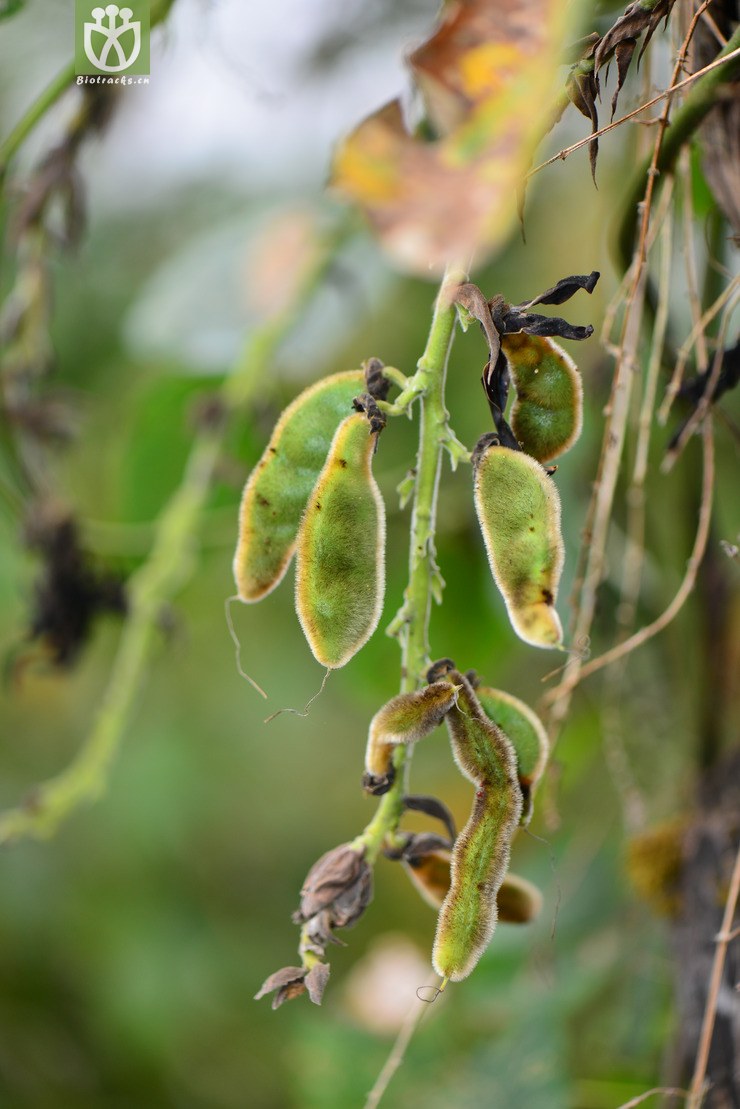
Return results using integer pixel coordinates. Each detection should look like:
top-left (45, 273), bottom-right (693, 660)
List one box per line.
top-left (475, 686), bottom-right (549, 826)
top-left (295, 401), bottom-right (386, 668)
top-left (431, 669), bottom-right (522, 983)
top-left (233, 371), bottom-right (364, 602)
top-left (363, 681), bottom-right (461, 795)
top-left (502, 332), bottom-right (583, 463)
top-left (472, 434), bottom-right (564, 649)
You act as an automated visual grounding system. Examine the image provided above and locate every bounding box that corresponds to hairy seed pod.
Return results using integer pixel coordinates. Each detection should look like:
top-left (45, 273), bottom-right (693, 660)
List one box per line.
top-left (363, 681), bottom-right (461, 795)
top-left (503, 332), bottom-right (583, 462)
top-left (233, 371), bottom-right (364, 602)
top-left (475, 685), bottom-right (549, 826)
top-left (295, 404), bottom-right (386, 668)
top-left (431, 669), bottom-right (522, 983)
top-left (402, 841), bottom-right (542, 925)
top-left (472, 434), bottom-right (564, 648)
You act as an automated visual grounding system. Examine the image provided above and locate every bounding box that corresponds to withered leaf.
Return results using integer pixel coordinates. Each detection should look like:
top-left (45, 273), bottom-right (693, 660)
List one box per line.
top-left (254, 965), bottom-right (308, 1009)
top-left (403, 794), bottom-right (457, 842)
top-left (296, 843), bottom-right (372, 929)
top-left (612, 37), bottom-right (637, 118)
top-left (522, 271), bottom-right (600, 307)
top-left (331, 1), bottom-right (573, 276)
top-left (594, 0), bottom-right (676, 76)
top-left (304, 962), bottom-right (331, 1005)
top-left (409, 0), bottom-right (563, 136)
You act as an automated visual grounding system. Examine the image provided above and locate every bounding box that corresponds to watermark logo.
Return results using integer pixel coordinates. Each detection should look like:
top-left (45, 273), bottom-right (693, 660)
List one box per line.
top-left (75, 1), bottom-right (150, 78)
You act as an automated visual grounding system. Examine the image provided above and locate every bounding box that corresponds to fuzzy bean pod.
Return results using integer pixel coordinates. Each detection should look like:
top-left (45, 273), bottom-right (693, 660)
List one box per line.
top-left (430, 668), bottom-right (522, 982)
top-left (233, 371), bottom-right (364, 602)
top-left (475, 685), bottom-right (549, 826)
top-left (295, 402), bottom-right (386, 668)
top-left (472, 434), bottom-right (564, 648)
top-left (503, 332), bottom-right (583, 462)
top-left (362, 681), bottom-right (461, 795)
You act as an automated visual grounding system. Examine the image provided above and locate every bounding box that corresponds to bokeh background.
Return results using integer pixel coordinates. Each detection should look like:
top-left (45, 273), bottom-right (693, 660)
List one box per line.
top-left (1, 2), bottom-right (738, 1107)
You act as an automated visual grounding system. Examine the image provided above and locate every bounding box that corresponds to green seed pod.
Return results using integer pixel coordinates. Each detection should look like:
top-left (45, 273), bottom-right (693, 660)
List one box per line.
top-left (475, 685), bottom-right (549, 826)
top-left (472, 434), bottom-right (564, 649)
top-left (431, 669), bottom-right (522, 983)
top-left (503, 332), bottom-right (583, 462)
top-left (233, 370), bottom-right (364, 602)
top-left (363, 681), bottom-right (461, 795)
top-left (295, 402), bottom-right (386, 668)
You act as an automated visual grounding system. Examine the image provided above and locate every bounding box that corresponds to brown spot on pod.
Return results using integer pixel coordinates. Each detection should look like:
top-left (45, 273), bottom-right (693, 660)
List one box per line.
top-left (233, 371), bottom-right (365, 602)
top-left (502, 332), bottom-right (583, 463)
top-left (295, 406), bottom-right (386, 668)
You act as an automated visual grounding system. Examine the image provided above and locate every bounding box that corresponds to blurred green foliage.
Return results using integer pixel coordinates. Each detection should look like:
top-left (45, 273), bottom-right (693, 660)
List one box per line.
top-left (1, 2), bottom-right (738, 1108)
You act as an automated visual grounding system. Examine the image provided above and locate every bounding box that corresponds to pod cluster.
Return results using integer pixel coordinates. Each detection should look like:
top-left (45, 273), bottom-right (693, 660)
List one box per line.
top-left (366, 665), bottom-right (549, 983)
top-left (233, 362), bottom-right (389, 669)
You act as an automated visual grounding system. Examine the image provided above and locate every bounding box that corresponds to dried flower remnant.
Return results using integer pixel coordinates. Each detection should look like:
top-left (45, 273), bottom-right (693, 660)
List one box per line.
top-left (254, 962), bottom-right (331, 1010)
top-left (294, 843), bottom-right (374, 942)
top-left (454, 272), bottom-right (598, 446)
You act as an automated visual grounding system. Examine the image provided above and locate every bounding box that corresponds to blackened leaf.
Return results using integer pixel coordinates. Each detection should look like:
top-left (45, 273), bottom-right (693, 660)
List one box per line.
top-left (594, 0), bottom-right (676, 75)
top-left (304, 963), bottom-right (331, 1005)
top-left (403, 794), bottom-right (457, 842)
top-left (522, 271), bottom-right (600, 307)
top-left (568, 66), bottom-right (600, 182)
top-left (612, 37), bottom-right (637, 118)
top-left (503, 311), bottom-right (595, 341)
top-left (402, 832), bottom-right (454, 862)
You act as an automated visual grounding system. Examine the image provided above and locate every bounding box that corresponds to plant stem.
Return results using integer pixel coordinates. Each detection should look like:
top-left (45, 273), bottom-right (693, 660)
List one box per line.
top-left (0, 0), bottom-right (176, 176)
top-left (356, 268), bottom-right (462, 864)
top-left (0, 62), bottom-right (75, 177)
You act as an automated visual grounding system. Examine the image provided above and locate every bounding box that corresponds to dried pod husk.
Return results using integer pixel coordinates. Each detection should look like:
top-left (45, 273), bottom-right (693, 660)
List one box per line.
top-left (502, 332), bottom-right (583, 462)
top-left (363, 681), bottom-right (461, 795)
top-left (431, 669), bottom-right (522, 982)
top-left (472, 434), bottom-right (564, 648)
top-left (295, 404), bottom-right (386, 668)
top-left (402, 838), bottom-right (542, 926)
top-left (234, 371), bottom-right (364, 602)
top-left (475, 685), bottom-right (549, 825)
top-left (294, 842), bottom-right (373, 929)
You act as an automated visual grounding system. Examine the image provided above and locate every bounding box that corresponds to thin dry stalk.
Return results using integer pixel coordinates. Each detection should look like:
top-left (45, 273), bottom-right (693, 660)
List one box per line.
top-left (527, 44), bottom-right (740, 180)
top-left (547, 7), bottom-right (712, 736)
top-left (679, 145), bottom-right (710, 373)
top-left (363, 989), bottom-right (435, 1109)
top-left (616, 1088), bottom-right (689, 1109)
top-left (658, 277), bottom-right (740, 424)
top-left (687, 842), bottom-right (740, 1105)
top-left (544, 419), bottom-right (714, 696)
top-left (663, 286), bottom-right (740, 469)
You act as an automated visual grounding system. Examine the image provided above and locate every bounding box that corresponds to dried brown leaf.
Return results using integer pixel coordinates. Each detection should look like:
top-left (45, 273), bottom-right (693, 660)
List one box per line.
top-left (331, 1), bottom-right (572, 276)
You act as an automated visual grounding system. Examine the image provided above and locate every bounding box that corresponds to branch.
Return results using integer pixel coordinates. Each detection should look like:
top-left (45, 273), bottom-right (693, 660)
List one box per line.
top-left (0, 225), bottom-right (348, 845)
top-left (356, 266), bottom-right (462, 866)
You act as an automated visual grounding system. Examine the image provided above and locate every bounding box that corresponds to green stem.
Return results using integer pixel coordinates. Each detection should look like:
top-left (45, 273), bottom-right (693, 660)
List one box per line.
top-left (0, 62), bottom-right (75, 177)
top-left (0, 229), bottom-right (347, 845)
top-left (356, 268), bottom-right (462, 864)
top-left (616, 25), bottom-right (740, 272)
top-left (0, 0), bottom-right (176, 176)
